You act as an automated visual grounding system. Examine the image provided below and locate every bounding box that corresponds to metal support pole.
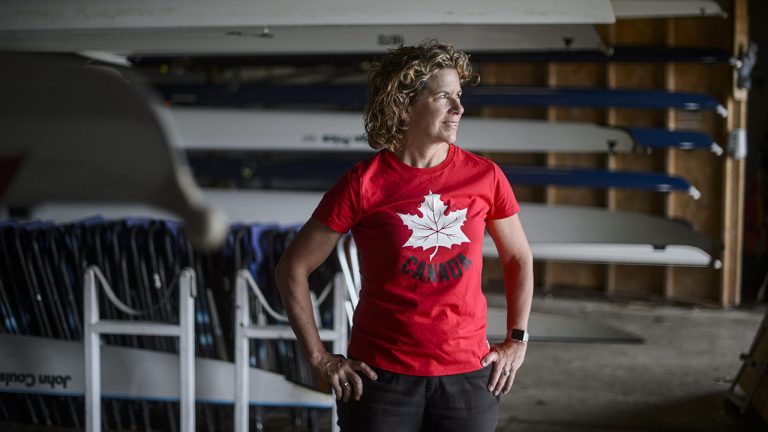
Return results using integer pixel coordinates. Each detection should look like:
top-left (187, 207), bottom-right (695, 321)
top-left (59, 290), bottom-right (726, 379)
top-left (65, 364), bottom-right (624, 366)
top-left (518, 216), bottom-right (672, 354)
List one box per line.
top-left (84, 269), bottom-right (100, 432)
top-left (179, 268), bottom-right (196, 432)
top-left (84, 266), bottom-right (196, 432)
top-left (233, 269), bottom-right (345, 432)
top-left (331, 272), bottom-right (349, 431)
top-left (234, 271), bottom-right (250, 432)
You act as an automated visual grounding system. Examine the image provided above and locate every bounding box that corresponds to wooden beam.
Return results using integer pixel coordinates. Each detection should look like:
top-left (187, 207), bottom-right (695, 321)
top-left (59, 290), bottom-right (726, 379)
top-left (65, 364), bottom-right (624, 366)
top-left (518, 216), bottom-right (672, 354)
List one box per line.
top-left (606, 19), bottom-right (667, 299)
top-left (665, 15), bottom-right (731, 305)
top-left (544, 62), bottom-right (606, 292)
top-left (721, 0), bottom-right (749, 306)
top-left (480, 62), bottom-right (547, 291)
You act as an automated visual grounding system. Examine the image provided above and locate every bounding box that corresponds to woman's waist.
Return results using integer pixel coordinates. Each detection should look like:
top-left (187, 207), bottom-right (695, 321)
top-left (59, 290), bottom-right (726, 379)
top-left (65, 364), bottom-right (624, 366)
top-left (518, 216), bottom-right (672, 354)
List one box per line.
top-left (352, 300), bottom-right (487, 344)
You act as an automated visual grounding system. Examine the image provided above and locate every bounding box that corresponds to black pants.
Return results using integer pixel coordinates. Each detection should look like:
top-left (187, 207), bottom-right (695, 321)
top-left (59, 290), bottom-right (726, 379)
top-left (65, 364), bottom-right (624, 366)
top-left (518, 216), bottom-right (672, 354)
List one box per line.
top-left (337, 365), bottom-right (499, 432)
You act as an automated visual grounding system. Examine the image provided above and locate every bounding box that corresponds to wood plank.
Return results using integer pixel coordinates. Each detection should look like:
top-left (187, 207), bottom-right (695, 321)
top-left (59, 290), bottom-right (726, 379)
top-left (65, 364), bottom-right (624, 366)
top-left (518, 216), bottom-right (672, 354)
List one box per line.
top-left (606, 55), bottom-right (667, 297)
top-left (480, 62), bottom-right (547, 289)
top-left (544, 264), bottom-right (606, 292)
top-left (608, 265), bottom-right (665, 298)
top-left (546, 62), bottom-right (606, 291)
top-left (546, 62), bottom-right (607, 207)
top-left (610, 18), bottom-right (667, 45)
top-left (486, 152), bottom-right (545, 203)
top-left (478, 65), bottom-right (548, 228)
top-left (666, 17), bottom-right (730, 48)
top-left (665, 14), bottom-right (732, 304)
top-left (722, 0), bottom-right (749, 306)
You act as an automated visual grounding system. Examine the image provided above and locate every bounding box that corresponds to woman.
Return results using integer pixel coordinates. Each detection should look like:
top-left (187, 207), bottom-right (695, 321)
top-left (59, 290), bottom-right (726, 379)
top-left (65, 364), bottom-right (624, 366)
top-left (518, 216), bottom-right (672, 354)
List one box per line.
top-left (276, 40), bottom-right (533, 431)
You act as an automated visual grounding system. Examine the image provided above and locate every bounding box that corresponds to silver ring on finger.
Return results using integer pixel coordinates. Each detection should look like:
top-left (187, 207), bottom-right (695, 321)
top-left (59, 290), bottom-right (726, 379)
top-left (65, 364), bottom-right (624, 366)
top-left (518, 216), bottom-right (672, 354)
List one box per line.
top-left (502, 369), bottom-right (511, 376)
top-left (342, 381), bottom-right (350, 388)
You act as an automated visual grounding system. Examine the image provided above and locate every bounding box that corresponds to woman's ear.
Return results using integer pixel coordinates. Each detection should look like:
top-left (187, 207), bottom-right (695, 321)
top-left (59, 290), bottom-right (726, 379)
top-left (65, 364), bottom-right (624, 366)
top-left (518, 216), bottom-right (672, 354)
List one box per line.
top-left (404, 99), bottom-right (413, 121)
top-left (406, 91), bottom-right (420, 117)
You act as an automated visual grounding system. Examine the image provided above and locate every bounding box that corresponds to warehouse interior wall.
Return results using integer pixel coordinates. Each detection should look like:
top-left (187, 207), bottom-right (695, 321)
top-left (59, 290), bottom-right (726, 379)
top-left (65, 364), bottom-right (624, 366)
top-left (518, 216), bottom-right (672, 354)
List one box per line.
top-left (743, 0), bottom-right (768, 303)
top-left (481, 3), bottom-right (753, 307)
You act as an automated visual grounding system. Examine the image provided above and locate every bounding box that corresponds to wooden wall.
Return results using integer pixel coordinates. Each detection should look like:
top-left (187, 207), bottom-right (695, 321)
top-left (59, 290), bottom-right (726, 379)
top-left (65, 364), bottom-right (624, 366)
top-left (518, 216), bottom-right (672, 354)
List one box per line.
top-left (481, 0), bottom-right (748, 307)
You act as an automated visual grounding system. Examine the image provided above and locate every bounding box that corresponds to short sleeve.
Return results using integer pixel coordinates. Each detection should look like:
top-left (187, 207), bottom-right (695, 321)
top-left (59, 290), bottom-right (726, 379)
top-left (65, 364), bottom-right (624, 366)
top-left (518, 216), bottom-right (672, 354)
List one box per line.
top-left (487, 162), bottom-right (520, 220)
top-left (311, 169), bottom-right (362, 234)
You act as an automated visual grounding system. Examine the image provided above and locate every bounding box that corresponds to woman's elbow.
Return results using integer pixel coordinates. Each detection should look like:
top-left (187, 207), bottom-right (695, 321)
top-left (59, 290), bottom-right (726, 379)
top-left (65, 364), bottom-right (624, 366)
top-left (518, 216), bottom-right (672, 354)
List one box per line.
top-left (503, 242), bottom-right (533, 270)
top-left (275, 256), bottom-right (296, 294)
top-left (519, 243), bottom-right (533, 265)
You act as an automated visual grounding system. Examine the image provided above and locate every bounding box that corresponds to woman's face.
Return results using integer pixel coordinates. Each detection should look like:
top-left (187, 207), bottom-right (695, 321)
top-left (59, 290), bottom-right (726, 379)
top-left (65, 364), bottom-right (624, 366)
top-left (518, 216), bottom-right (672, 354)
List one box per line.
top-left (405, 68), bottom-right (464, 147)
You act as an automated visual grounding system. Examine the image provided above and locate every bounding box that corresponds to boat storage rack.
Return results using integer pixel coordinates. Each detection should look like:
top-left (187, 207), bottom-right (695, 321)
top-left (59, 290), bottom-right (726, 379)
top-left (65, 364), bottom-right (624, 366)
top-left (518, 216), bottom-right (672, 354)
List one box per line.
top-left (234, 269), bottom-right (348, 432)
top-left (84, 265), bottom-right (196, 432)
top-left (83, 261), bottom-right (348, 431)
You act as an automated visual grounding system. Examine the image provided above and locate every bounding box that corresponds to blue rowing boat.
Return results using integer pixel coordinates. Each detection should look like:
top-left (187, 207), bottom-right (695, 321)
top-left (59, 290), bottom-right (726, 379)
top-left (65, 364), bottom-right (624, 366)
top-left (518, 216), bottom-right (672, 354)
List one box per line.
top-left (132, 46), bottom-right (734, 67)
top-left (171, 107), bottom-right (722, 155)
top-left (625, 127), bottom-right (723, 155)
top-left (500, 166), bottom-right (700, 199)
top-left (160, 84), bottom-right (728, 117)
top-left (184, 153), bottom-right (701, 198)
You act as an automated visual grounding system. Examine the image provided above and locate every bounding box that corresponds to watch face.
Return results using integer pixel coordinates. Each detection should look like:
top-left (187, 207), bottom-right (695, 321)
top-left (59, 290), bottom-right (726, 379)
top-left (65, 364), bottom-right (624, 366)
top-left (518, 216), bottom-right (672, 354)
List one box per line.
top-left (511, 329), bottom-right (528, 342)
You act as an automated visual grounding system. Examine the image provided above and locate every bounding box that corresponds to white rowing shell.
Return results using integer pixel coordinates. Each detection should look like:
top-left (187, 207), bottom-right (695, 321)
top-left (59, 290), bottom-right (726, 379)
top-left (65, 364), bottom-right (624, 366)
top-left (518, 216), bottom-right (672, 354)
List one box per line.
top-left (28, 189), bottom-right (721, 268)
top-left (172, 107), bottom-right (634, 154)
top-left (0, 55), bottom-right (228, 251)
top-left (0, 334), bottom-right (331, 407)
top-left (611, 0), bottom-right (726, 18)
top-left (0, 0), bottom-right (614, 30)
top-left (0, 24), bottom-right (606, 55)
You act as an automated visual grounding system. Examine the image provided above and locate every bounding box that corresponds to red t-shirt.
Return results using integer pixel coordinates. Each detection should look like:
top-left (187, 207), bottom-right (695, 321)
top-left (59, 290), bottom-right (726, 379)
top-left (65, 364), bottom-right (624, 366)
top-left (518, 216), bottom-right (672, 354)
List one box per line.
top-left (312, 144), bottom-right (519, 376)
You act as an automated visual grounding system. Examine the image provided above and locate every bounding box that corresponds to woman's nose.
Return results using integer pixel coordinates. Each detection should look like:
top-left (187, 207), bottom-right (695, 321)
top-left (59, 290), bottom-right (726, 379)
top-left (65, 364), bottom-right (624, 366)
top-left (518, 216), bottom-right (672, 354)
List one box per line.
top-left (451, 97), bottom-right (464, 114)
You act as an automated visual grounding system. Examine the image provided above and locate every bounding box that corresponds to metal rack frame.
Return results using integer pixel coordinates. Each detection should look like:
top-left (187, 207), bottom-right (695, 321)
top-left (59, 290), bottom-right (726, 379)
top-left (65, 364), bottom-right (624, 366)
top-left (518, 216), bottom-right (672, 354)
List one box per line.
top-left (83, 265), bottom-right (196, 432)
top-left (234, 269), bottom-right (347, 432)
top-left (727, 307), bottom-right (768, 415)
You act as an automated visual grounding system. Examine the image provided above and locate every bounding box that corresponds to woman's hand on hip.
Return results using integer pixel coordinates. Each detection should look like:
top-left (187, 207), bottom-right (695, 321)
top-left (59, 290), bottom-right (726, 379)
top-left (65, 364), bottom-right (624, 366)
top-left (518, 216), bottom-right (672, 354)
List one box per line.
top-left (311, 351), bottom-right (378, 402)
top-left (481, 340), bottom-right (527, 396)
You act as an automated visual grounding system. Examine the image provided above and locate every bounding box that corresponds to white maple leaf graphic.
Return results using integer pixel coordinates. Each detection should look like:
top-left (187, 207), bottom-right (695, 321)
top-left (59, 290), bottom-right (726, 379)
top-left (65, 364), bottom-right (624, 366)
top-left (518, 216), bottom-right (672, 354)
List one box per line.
top-left (397, 191), bottom-right (470, 261)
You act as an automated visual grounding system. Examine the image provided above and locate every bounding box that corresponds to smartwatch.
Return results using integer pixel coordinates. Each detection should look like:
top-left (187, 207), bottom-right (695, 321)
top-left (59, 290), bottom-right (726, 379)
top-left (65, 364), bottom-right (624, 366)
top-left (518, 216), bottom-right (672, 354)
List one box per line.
top-left (509, 328), bottom-right (529, 343)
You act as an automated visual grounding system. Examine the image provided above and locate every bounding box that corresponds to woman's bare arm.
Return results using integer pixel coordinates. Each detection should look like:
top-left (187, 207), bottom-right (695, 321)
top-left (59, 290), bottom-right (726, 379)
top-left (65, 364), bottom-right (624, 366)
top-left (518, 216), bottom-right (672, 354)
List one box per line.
top-left (482, 214), bottom-right (534, 396)
top-left (276, 218), bottom-right (377, 402)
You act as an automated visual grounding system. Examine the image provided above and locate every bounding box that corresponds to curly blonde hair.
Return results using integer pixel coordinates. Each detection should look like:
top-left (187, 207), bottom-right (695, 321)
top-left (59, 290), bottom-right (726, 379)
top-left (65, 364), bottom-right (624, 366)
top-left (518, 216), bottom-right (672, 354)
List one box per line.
top-left (364, 40), bottom-right (479, 151)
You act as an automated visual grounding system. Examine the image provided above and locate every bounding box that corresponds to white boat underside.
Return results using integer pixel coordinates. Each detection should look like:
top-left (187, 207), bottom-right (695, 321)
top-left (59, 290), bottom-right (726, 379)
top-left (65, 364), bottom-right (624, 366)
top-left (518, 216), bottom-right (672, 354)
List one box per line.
top-left (0, 24), bottom-right (606, 55)
top-left (173, 107), bottom-right (635, 154)
top-left (26, 190), bottom-right (721, 268)
top-left (0, 334), bottom-right (331, 406)
top-left (0, 0), bottom-right (616, 30)
top-left (611, 0), bottom-right (725, 18)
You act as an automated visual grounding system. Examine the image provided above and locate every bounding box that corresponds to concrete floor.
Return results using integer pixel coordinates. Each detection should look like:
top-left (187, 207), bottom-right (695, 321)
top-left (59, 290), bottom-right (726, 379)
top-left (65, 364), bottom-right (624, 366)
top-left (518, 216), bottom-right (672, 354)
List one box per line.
top-left (492, 295), bottom-right (766, 432)
top-left (1, 295), bottom-right (765, 432)
top-left (221, 294), bottom-right (768, 431)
